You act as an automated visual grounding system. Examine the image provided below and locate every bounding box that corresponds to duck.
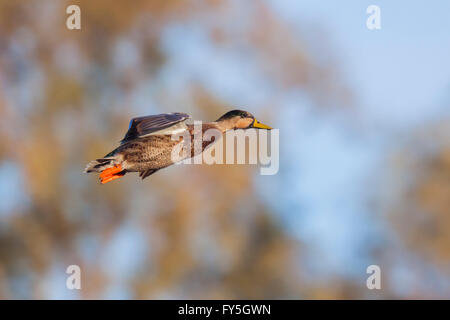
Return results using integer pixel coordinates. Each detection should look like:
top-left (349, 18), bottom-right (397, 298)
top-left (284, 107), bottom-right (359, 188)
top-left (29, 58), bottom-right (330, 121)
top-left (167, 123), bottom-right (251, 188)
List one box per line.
top-left (84, 110), bottom-right (272, 184)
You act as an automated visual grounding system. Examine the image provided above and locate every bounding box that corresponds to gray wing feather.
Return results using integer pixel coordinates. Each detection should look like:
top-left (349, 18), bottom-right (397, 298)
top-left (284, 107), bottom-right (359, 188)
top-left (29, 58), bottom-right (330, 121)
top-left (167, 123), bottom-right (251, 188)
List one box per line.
top-left (121, 112), bottom-right (190, 144)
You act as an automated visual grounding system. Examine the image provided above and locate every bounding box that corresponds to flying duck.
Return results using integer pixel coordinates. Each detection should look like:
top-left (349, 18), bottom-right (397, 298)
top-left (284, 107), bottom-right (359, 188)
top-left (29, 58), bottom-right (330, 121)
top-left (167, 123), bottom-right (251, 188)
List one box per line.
top-left (84, 110), bottom-right (272, 184)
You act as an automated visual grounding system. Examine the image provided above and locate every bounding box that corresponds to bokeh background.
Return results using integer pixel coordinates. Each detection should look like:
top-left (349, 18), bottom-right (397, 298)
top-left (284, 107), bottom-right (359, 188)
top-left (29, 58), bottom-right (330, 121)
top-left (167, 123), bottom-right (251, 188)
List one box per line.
top-left (0, 0), bottom-right (449, 299)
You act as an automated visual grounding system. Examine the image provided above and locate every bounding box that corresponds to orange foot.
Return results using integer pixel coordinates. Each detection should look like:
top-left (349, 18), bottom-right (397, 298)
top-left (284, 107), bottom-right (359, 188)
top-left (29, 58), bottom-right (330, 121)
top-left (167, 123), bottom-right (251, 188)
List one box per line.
top-left (99, 164), bottom-right (124, 184)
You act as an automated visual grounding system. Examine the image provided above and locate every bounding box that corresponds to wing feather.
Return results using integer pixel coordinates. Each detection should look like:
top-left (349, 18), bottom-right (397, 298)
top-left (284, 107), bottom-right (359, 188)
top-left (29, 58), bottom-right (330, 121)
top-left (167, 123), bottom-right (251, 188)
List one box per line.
top-left (121, 112), bottom-right (190, 144)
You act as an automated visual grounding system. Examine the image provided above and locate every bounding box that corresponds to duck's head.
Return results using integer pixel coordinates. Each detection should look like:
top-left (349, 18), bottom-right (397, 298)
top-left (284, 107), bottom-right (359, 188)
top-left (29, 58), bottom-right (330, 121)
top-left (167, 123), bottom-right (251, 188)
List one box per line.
top-left (216, 110), bottom-right (272, 131)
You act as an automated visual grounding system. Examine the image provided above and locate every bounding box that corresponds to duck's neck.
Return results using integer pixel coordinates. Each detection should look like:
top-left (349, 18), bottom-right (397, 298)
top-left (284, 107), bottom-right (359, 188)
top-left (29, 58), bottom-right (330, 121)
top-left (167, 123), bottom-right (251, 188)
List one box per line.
top-left (213, 120), bottom-right (235, 133)
top-left (187, 122), bottom-right (230, 135)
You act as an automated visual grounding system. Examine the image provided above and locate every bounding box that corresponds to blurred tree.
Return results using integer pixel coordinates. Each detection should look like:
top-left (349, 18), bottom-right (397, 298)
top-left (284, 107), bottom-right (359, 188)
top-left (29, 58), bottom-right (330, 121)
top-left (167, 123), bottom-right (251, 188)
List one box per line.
top-left (375, 119), bottom-right (450, 298)
top-left (0, 0), bottom-right (379, 299)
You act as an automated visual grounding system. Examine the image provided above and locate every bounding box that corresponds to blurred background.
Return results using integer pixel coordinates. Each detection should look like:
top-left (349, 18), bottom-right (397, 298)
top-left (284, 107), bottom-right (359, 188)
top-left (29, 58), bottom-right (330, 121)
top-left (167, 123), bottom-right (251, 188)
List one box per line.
top-left (0, 0), bottom-right (449, 299)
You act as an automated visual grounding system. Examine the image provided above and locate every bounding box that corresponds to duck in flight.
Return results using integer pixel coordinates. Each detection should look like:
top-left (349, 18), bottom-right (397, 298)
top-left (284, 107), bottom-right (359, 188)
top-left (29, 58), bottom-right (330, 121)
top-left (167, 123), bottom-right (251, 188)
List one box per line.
top-left (84, 110), bottom-right (272, 184)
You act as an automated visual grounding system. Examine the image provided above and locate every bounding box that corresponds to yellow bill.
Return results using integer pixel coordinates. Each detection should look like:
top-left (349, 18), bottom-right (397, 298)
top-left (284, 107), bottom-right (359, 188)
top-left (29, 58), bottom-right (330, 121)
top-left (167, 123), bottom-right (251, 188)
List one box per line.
top-left (252, 119), bottom-right (272, 130)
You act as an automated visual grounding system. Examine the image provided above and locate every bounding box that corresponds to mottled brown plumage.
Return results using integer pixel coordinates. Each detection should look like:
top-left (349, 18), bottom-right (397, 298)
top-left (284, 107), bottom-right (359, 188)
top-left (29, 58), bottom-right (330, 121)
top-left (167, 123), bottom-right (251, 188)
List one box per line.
top-left (84, 110), bottom-right (272, 183)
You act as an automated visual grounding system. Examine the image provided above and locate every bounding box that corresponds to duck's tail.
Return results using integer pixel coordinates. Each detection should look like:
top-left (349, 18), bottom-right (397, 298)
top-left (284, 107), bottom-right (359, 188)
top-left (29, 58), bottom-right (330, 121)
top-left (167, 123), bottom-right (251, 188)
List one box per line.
top-left (84, 157), bottom-right (126, 184)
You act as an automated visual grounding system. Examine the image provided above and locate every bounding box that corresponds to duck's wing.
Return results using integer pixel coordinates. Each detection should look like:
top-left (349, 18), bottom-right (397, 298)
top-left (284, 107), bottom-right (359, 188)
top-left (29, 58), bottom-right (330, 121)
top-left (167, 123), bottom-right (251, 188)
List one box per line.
top-left (121, 112), bottom-right (190, 144)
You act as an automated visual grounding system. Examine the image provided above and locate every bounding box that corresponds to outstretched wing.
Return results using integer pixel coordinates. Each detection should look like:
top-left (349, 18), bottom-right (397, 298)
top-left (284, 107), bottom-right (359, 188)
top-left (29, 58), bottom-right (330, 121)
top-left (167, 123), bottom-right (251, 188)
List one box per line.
top-left (121, 112), bottom-right (190, 144)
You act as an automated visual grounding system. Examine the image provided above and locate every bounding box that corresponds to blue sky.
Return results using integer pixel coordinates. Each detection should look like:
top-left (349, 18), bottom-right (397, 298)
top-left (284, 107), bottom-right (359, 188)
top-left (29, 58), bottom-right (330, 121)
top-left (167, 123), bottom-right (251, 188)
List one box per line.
top-left (269, 0), bottom-right (450, 127)
top-left (261, 0), bottom-right (450, 280)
